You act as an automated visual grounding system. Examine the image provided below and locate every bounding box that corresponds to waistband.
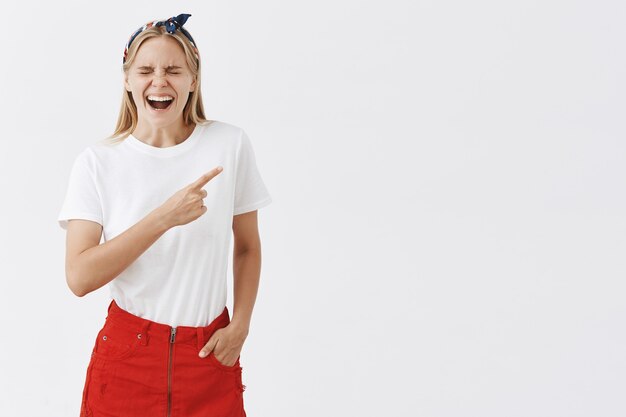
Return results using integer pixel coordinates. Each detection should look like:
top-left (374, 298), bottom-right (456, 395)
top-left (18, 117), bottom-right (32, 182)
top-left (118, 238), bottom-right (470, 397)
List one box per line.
top-left (104, 299), bottom-right (231, 351)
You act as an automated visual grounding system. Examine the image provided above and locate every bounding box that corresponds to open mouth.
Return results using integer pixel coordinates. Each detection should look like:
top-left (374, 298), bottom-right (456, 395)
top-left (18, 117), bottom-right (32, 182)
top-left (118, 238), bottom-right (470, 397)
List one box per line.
top-left (147, 97), bottom-right (174, 111)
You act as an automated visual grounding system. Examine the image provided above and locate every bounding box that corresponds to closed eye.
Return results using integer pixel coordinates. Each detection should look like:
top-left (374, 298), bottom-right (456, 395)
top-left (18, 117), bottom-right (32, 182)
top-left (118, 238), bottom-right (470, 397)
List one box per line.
top-left (139, 71), bottom-right (180, 75)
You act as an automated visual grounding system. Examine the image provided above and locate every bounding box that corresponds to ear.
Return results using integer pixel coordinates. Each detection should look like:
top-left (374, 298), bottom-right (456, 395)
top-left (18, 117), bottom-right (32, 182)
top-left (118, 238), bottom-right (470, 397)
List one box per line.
top-left (190, 76), bottom-right (197, 93)
top-left (124, 73), bottom-right (131, 92)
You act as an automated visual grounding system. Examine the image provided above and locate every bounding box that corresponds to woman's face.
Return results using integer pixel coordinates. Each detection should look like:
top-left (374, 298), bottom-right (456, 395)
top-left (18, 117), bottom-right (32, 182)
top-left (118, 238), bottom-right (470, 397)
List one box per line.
top-left (124, 36), bottom-right (196, 128)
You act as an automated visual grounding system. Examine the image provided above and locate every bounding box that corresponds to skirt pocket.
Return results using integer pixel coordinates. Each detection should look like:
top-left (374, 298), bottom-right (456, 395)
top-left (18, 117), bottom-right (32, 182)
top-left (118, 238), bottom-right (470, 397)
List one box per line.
top-left (91, 319), bottom-right (143, 361)
top-left (207, 351), bottom-right (242, 372)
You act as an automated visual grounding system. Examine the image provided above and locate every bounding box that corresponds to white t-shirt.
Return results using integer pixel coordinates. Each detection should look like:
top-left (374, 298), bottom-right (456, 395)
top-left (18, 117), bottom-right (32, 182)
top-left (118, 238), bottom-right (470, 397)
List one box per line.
top-left (57, 120), bottom-right (272, 327)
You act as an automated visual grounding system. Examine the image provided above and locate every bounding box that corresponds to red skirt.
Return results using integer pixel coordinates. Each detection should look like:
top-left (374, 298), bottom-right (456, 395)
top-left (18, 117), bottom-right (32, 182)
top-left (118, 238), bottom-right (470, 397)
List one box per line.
top-left (80, 299), bottom-right (247, 417)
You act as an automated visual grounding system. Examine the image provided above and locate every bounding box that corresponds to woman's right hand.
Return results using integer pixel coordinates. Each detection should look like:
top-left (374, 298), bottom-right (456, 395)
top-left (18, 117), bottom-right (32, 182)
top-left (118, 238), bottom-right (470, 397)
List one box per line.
top-left (157, 166), bottom-right (223, 228)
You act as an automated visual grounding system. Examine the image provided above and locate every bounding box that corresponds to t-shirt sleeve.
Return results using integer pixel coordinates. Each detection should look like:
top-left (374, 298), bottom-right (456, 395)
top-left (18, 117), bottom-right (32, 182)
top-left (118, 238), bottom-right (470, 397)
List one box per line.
top-left (57, 148), bottom-right (104, 230)
top-left (233, 129), bottom-right (272, 215)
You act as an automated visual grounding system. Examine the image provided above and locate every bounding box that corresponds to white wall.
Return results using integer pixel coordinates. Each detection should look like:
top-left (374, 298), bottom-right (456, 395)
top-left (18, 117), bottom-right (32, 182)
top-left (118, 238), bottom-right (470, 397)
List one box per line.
top-left (1, 0), bottom-right (624, 416)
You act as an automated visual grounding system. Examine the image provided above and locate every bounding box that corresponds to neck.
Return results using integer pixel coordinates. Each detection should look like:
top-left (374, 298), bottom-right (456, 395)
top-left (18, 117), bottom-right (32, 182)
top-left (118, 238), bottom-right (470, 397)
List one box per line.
top-left (132, 120), bottom-right (196, 148)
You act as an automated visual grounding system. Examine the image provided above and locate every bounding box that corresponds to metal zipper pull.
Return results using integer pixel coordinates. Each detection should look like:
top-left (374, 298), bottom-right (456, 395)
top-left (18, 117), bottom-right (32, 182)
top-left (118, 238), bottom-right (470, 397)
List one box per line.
top-left (170, 327), bottom-right (177, 343)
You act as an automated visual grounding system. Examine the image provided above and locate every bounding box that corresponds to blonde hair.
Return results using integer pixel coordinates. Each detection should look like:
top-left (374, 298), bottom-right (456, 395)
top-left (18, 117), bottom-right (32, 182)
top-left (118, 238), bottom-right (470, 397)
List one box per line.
top-left (103, 24), bottom-right (213, 145)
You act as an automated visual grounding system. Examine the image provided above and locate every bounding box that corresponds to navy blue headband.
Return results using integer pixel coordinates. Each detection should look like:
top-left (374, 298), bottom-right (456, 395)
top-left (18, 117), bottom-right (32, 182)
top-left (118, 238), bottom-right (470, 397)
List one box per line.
top-left (123, 13), bottom-right (199, 64)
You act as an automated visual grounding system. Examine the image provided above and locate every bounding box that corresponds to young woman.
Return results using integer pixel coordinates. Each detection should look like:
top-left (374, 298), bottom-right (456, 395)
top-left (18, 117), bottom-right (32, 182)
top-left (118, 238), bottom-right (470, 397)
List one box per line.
top-left (57, 13), bottom-right (271, 417)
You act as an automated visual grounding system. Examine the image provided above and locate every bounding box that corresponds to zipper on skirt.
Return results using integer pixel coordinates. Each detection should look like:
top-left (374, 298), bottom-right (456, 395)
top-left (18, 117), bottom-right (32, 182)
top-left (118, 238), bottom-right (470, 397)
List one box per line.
top-left (167, 326), bottom-right (177, 417)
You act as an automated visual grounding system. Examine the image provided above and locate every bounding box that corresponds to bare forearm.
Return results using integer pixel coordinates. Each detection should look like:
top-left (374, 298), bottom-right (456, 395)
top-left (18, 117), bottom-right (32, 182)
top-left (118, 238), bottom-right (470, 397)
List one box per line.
top-left (69, 208), bottom-right (170, 296)
top-left (230, 249), bottom-right (262, 335)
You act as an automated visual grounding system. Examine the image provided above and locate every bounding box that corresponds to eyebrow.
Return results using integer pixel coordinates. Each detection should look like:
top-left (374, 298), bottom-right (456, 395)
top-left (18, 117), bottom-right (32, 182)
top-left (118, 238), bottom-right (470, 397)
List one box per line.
top-left (137, 65), bottom-right (183, 70)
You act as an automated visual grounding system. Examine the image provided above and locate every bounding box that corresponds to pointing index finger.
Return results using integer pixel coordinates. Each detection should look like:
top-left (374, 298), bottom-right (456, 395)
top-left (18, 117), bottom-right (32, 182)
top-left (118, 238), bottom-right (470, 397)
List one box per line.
top-left (191, 166), bottom-right (223, 189)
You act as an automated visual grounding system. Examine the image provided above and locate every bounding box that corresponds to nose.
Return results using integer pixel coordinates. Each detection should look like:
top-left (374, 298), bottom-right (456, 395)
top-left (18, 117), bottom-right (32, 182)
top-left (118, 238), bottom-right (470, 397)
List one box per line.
top-left (151, 72), bottom-right (168, 86)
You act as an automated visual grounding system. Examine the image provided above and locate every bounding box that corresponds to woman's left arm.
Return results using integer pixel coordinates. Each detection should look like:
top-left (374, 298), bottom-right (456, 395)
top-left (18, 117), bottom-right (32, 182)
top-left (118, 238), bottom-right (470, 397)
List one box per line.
top-left (230, 209), bottom-right (264, 336)
top-left (198, 210), bottom-right (263, 364)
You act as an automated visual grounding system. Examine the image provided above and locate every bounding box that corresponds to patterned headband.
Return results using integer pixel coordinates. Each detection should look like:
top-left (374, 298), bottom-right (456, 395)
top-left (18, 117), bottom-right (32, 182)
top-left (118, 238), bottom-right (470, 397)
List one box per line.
top-left (123, 13), bottom-right (199, 64)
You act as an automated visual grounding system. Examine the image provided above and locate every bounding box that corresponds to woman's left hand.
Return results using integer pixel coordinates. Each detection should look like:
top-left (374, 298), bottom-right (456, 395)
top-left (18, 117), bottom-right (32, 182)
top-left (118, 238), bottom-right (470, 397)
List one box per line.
top-left (198, 324), bottom-right (247, 366)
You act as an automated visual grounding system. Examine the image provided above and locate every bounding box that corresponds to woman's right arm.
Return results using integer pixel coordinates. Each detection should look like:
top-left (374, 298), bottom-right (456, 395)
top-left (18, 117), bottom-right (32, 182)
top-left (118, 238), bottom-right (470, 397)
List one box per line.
top-left (65, 209), bottom-right (170, 297)
top-left (64, 166), bottom-right (222, 297)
